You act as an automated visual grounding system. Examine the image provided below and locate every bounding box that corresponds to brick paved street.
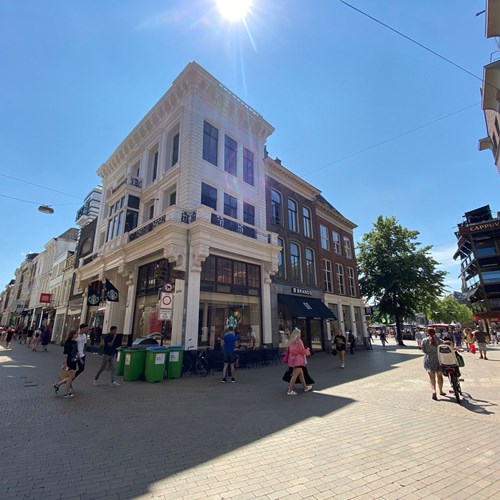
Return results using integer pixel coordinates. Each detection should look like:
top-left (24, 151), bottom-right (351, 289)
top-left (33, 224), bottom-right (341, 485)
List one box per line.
top-left (1, 339), bottom-right (499, 500)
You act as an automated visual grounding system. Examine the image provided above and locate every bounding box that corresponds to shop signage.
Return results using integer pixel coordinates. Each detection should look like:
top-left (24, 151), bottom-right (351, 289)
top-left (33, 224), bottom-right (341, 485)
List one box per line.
top-left (458, 219), bottom-right (500, 235)
top-left (39, 293), bottom-right (52, 303)
top-left (171, 269), bottom-right (186, 280)
top-left (291, 287), bottom-right (312, 296)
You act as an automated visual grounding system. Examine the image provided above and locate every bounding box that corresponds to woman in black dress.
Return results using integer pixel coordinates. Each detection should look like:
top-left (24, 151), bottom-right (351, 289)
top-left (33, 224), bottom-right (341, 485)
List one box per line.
top-left (53, 330), bottom-right (79, 399)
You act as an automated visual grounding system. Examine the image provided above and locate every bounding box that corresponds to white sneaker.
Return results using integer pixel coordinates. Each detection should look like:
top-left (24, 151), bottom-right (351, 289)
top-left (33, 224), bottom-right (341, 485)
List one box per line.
top-left (341, 364), bottom-right (345, 368)
top-left (93, 380), bottom-right (98, 386)
top-left (111, 381), bottom-right (120, 387)
top-left (287, 390), bottom-right (298, 396)
top-left (304, 385), bottom-right (313, 392)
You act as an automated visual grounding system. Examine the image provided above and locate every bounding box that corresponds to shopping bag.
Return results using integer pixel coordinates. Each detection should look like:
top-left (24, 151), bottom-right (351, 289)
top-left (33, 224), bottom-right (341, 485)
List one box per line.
top-left (470, 344), bottom-right (476, 354)
top-left (456, 352), bottom-right (465, 368)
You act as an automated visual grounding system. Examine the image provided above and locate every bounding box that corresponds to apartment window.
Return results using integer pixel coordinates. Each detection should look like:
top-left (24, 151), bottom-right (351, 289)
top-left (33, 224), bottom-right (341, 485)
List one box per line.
top-left (224, 135), bottom-right (237, 175)
top-left (243, 147), bottom-right (254, 185)
top-left (288, 199), bottom-right (298, 232)
top-left (303, 207), bottom-right (312, 238)
top-left (323, 259), bottom-right (333, 293)
top-left (344, 237), bottom-right (352, 258)
top-left (151, 149), bottom-right (158, 182)
top-left (271, 189), bottom-right (282, 225)
top-left (277, 237), bottom-right (285, 279)
top-left (290, 242), bottom-right (301, 281)
top-left (305, 248), bottom-right (316, 285)
top-left (348, 267), bottom-right (356, 296)
top-left (106, 195), bottom-right (139, 242)
top-left (203, 121), bottom-right (218, 166)
top-left (201, 182), bottom-right (217, 210)
top-left (172, 133), bottom-right (179, 166)
top-left (320, 225), bottom-right (330, 250)
top-left (148, 203), bottom-right (155, 220)
top-left (224, 193), bottom-right (237, 219)
top-left (332, 231), bottom-right (341, 254)
top-left (169, 191), bottom-right (176, 206)
top-left (336, 263), bottom-right (345, 295)
top-left (243, 202), bottom-right (255, 226)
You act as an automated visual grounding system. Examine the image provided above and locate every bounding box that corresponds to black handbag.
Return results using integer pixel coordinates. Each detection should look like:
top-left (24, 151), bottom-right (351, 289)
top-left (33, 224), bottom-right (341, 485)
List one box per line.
top-left (332, 349), bottom-right (337, 356)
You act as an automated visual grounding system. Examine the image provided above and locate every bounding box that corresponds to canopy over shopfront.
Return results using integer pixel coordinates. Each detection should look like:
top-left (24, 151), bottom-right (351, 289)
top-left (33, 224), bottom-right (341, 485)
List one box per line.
top-left (278, 294), bottom-right (336, 320)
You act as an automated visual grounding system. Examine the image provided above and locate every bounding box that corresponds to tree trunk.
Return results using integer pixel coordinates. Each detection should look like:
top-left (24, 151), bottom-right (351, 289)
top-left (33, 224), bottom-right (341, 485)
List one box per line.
top-left (395, 312), bottom-right (405, 346)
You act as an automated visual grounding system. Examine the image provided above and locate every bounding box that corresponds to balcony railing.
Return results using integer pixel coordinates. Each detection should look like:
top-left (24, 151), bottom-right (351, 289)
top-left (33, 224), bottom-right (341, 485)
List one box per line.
top-left (75, 205), bottom-right (90, 222)
top-left (129, 214), bottom-right (167, 242)
top-left (110, 176), bottom-right (143, 196)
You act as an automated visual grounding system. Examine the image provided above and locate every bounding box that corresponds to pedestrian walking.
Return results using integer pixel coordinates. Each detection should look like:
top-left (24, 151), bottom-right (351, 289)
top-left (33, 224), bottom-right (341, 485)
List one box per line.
top-left (472, 329), bottom-right (490, 360)
top-left (41, 326), bottom-right (51, 351)
top-left (74, 323), bottom-right (89, 381)
top-left (31, 326), bottom-right (42, 351)
top-left (5, 327), bottom-right (15, 349)
top-left (53, 330), bottom-right (79, 398)
top-left (285, 328), bottom-right (312, 396)
top-left (348, 330), bottom-right (356, 354)
top-left (463, 328), bottom-right (474, 352)
top-left (221, 325), bottom-right (238, 383)
top-left (415, 328), bottom-right (424, 349)
top-left (333, 330), bottom-right (347, 368)
top-left (379, 330), bottom-right (387, 347)
top-left (26, 327), bottom-right (34, 347)
top-left (422, 328), bottom-right (445, 401)
top-left (93, 326), bottom-right (121, 386)
top-left (19, 326), bottom-right (28, 344)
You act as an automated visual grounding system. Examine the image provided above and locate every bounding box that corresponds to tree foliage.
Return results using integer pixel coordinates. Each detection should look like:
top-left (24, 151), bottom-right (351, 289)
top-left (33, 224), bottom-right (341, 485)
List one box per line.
top-left (357, 216), bottom-right (447, 345)
top-left (430, 295), bottom-right (473, 325)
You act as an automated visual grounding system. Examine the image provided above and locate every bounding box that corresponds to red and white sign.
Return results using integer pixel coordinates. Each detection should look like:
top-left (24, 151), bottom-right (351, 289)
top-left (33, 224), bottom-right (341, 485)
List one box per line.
top-left (160, 292), bottom-right (173, 310)
top-left (39, 293), bottom-right (52, 304)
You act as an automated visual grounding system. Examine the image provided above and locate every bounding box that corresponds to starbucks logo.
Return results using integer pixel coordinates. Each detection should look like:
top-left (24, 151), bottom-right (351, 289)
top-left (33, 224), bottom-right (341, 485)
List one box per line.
top-left (107, 290), bottom-right (118, 301)
top-left (88, 294), bottom-right (100, 305)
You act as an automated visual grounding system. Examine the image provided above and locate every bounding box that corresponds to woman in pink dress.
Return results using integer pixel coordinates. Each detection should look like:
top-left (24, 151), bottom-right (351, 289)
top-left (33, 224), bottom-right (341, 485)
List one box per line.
top-left (286, 328), bottom-right (313, 396)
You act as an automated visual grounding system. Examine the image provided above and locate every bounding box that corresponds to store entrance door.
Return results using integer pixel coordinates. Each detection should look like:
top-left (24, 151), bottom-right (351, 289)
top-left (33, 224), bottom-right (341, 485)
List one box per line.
top-left (297, 318), bottom-right (325, 352)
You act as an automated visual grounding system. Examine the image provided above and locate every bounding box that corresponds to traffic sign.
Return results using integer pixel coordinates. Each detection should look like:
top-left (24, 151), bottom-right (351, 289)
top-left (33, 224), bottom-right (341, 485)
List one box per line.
top-left (164, 283), bottom-right (174, 292)
top-left (160, 292), bottom-right (173, 309)
top-left (159, 310), bottom-right (171, 320)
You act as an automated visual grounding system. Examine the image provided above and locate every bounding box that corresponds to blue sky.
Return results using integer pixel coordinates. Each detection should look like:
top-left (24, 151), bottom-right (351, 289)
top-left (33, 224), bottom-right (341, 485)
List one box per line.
top-left (0, 0), bottom-right (498, 292)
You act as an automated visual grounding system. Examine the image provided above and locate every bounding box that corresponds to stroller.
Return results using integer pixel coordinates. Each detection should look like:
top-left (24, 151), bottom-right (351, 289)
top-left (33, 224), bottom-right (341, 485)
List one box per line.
top-left (437, 343), bottom-right (462, 404)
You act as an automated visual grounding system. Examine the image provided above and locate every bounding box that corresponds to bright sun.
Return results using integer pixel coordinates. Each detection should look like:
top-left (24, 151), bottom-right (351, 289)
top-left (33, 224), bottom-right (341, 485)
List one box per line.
top-left (216, 0), bottom-right (253, 21)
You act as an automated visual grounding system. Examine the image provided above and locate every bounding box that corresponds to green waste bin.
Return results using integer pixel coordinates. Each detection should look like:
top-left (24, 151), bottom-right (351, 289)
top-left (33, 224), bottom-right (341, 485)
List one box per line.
top-left (145, 347), bottom-right (168, 383)
top-left (116, 347), bottom-right (126, 377)
top-left (123, 348), bottom-right (147, 381)
top-left (166, 346), bottom-right (184, 379)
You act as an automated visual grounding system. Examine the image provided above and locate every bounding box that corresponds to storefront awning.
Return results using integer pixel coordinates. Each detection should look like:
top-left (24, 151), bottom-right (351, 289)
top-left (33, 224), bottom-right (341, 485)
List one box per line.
top-left (278, 294), bottom-right (337, 320)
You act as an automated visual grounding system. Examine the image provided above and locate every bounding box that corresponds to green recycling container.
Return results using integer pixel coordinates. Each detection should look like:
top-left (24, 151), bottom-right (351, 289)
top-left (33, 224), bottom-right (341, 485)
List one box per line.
top-left (123, 348), bottom-right (147, 381)
top-left (166, 346), bottom-right (184, 379)
top-left (116, 347), bottom-right (126, 376)
top-left (145, 347), bottom-right (168, 383)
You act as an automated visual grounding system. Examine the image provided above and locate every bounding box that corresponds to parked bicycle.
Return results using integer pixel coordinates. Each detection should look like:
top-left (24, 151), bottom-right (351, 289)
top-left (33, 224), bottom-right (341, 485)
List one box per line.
top-left (182, 340), bottom-right (209, 377)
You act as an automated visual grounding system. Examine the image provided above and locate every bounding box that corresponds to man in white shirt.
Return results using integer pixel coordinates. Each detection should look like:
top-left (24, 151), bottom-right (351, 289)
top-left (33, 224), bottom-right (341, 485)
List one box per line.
top-left (74, 323), bottom-right (89, 381)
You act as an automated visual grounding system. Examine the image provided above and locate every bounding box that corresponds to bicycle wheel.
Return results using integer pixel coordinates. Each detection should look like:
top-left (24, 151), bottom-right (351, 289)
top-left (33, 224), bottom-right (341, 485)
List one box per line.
top-left (196, 357), bottom-right (209, 377)
top-left (450, 373), bottom-right (461, 404)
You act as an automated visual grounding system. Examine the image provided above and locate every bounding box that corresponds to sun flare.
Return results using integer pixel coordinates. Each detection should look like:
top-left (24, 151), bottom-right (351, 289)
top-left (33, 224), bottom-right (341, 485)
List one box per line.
top-left (216, 0), bottom-right (253, 21)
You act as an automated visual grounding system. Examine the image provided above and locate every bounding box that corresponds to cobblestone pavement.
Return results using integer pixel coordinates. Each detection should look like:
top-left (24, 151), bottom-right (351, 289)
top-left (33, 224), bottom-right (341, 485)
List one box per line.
top-left (1, 338), bottom-right (499, 500)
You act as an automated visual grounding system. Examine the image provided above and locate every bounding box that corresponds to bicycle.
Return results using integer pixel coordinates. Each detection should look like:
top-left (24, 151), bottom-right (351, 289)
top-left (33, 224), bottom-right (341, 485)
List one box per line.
top-left (182, 341), bottom-right (209, 377)
top-left (437, 344), bottom-right (462, 404)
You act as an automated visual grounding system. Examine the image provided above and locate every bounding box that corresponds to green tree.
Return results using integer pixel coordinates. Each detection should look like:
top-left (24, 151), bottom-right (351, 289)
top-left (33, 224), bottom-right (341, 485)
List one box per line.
top-left (430, 295), bottom-right (473, 325)
top-left (357, 216), bottom-right (447, 345)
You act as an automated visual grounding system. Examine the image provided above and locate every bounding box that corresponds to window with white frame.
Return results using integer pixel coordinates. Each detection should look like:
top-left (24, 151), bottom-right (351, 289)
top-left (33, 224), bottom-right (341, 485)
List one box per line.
top-left (336, 263), bottom-right (345, 295)
top-left (323, 259), bottom-right (333, 293)
top-left (320, 225), bottom-right (330, 250)
top-left (348, 267), bottom-right (356, 296)
top-left (288, 199), bottom-right (298, 232)
top-left (243, 147), bottom-right (254, 185)
top-left (271, 189), bottom-right (282, 225)
top-left (303, 207), bottom-right (312, 238)
top-left (148, 145), bottom-right (159, 184)
top-left (224, 193), bottom-right (237, 219)
top-left (224, 135), bottom-right (237, 176)
top-left (305, 248), bottom-right (316, 285)
top-left (332, 231), bottom-right (341, 254)
top-left (277, 237), bottom-right (285, 279)
top-left (171, 133), bottom-right (179, 167)
top-left (290, 242), bottom-right (301, 281)
top-left (201, 182), bottom-right (217, 210)
top-left (344, 237), bottom-right (352, 258)
top-left (203, 121), bottom-right (218, 166)
top-left (106, 195), bottom-right (139, 242)
top-left (243, 202), bottom-right (255, 226)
